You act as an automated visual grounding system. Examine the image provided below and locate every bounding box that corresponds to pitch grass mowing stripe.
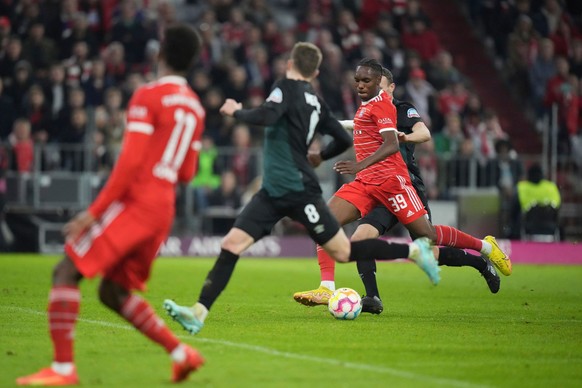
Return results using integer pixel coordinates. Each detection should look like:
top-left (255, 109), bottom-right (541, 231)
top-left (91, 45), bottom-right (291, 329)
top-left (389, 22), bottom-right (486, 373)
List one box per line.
top-left (2, 305), bottom-right (488, 388)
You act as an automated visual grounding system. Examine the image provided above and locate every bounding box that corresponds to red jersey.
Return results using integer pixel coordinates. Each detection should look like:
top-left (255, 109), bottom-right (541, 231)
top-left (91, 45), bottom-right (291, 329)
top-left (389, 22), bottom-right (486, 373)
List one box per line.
top-left (88, 75), bottom-right (205, 222)
top-left (353, 89), bottom-right (409, 184)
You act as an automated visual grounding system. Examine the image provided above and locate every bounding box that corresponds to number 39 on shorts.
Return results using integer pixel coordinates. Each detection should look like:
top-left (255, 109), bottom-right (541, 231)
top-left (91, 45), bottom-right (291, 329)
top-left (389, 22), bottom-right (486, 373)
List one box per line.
top-left (388, 194), bottom-right (408, 212)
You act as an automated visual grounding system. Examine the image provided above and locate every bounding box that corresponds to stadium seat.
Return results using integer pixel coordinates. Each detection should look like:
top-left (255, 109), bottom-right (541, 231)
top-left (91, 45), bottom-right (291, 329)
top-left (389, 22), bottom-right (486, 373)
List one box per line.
top-left (522, 205), bottom-right (560, 242)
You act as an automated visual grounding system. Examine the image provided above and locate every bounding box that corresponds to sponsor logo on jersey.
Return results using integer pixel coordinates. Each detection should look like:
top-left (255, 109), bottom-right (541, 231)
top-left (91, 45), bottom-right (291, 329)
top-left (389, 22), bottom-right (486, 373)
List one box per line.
top-left (407, 108), bottom-right (420, 118)
top-left (266, 87), bottom-right (283, 103)
top-left (128, 105), bottom-right (148, 119)
top-left (377, 117), bottom-right (393, 124)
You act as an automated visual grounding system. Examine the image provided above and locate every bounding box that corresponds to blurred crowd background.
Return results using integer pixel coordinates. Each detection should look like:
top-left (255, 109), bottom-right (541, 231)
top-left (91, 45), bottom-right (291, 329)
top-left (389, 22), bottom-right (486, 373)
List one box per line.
top-left (0, 0), bottom-right (581, 247)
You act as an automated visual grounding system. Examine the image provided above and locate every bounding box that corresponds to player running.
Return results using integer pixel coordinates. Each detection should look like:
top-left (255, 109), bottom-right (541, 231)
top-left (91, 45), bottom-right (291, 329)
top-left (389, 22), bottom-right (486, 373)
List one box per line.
top-left (17, 24), bottom-right (206, 386)
top-left (163, 43), bottom-right (440, 336)
top-left (294, 67), bottom-right (506, 313)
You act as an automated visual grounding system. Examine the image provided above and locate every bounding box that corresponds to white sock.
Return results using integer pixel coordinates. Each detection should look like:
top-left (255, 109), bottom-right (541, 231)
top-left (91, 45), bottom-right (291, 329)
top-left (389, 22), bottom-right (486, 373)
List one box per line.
top-left (480, 241), bottom-right (492, 255)
top-left (51, 362), bottom-right (74, 375)
top-left (320, 281), bottom-right (335, 291)
top-left (170, 344), bottom-right (186, 363)
top-left (192, 302), bottom-right (209, 323)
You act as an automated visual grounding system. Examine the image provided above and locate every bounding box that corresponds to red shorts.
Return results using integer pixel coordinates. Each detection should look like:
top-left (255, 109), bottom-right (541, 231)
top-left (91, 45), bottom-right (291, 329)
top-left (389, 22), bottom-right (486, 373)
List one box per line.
top-left (64, 201), bottom-right (172, 291)
top-left (335, 175), bottom-right (427, 224)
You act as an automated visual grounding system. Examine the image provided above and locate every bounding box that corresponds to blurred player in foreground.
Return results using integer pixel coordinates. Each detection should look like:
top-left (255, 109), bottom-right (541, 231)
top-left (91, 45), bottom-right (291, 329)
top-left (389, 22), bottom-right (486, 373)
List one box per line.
top-left (294, 67), bottom-right (504, 313)
top-left (163, 43), bottom-right (440, 336)
top-left (17, 24), bottom-right (206, 386)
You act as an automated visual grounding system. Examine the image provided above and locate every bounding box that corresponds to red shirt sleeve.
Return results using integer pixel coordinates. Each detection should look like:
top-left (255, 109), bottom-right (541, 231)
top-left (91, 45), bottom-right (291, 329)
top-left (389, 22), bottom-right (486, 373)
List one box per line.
top-left (371, 99), bottom-right (397, 134)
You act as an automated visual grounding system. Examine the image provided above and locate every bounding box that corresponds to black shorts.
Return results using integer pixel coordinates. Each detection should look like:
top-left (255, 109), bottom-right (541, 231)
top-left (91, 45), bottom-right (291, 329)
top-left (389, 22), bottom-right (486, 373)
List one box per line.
top-left (359, 186), bottom-right (431, 239)
top-left (234, 189), bottom-right (341, 245)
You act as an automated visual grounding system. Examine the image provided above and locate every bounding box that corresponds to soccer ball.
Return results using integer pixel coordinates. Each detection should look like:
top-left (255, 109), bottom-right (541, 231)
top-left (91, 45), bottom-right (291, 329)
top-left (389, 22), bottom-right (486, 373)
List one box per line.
top-left (328, 288), bottom-right (362, 320)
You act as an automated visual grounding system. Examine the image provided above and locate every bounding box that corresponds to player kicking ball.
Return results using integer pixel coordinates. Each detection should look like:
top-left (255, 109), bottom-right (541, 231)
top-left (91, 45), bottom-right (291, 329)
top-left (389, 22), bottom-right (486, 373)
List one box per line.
top-left (17, 24), bottom-right (205, 386)
top-left (293, 62), bottom-right (510, 311)
top-left (163, 43), bottom-right (441, 336)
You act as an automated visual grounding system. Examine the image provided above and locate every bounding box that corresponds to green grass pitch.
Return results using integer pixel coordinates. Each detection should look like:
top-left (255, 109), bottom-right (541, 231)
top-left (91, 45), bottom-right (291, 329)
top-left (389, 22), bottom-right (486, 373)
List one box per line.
top-left (1, 255), bottom-right (582, 387)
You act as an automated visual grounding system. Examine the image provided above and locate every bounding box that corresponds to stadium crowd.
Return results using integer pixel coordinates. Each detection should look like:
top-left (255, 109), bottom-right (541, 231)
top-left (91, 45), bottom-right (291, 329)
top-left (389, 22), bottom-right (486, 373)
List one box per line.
top-left (0, 0), bottom-right (580, 237)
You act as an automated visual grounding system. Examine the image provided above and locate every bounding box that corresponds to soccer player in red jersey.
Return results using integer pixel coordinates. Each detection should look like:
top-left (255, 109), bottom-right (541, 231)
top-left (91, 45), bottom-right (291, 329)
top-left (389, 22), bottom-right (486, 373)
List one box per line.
top-left (293, 58), bottom-right (511, 306)
top-left (17, 24), bottom-right (205, 386)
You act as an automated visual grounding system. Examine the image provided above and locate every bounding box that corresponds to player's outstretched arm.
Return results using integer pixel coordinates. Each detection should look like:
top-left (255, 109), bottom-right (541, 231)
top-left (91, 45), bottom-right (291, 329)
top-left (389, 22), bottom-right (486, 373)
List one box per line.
top-left (397, 121), bottom-right (431, 144)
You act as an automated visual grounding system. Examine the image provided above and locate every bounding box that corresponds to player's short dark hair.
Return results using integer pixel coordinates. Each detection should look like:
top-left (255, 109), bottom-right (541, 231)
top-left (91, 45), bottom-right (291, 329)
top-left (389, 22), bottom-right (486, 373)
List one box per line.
top-left (291, 42), bottom-right (323, 78)
top-left (357, 58), bottom-right (383, 78)
top-left (381, 67), bottom-right (394, 84)
top-left (160, 24), bottom-right (201, 73)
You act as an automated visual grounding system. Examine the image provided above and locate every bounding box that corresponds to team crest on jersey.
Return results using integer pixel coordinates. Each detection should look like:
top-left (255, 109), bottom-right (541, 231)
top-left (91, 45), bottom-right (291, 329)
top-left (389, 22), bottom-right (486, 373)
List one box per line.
top-left (358, 108), bottom-right (367, 118)
top-left (266, 87), bottom-right (283, 103)
top-left (407, 108), bottom-right (420, 118)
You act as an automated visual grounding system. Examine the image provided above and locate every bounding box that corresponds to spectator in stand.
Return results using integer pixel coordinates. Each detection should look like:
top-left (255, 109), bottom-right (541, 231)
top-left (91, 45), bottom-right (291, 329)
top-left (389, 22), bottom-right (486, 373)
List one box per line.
top-left (103, 42), bottom-right (128, 84)
top-left (470, 110), bottom-right (508, 162)
top-left (121, 72), bottom-right (146, 105)
top-left (223, 123), bottom-right (257, 190)
top-left (544, 56), bottom-right (579, 152)
top-left (402, 17), bottom-right (441, 62)
top-left (9, 118), bottom-right (34, 173)
top-left (82, 59), bottom-right (112, 107)
top-left (203, 87), bottom-right (227, 144)
top-left (428, 50), bottom-right (463, 91)
top-left (60, 108), bottom-right (87, 171)
top-left (222, 65), bottom-right (249, 103)
top-left (79, 0), bottom-right (105, 43)
top-left (507, 15), bottom-right (539, 98)
top-left (5, 60), bottom-right (34, 109)
top-left (0, 78), bottom-right (15, 140)
top-left (334, 8), bottom-right (361, 58)
top-left (208, 170), bottom-right (242, 210)
top-left (0, 16), bottom-right (11, 43)
top-left (244, 44), bottom-right (271, 97)
top-left (11, 1), bottom-right (42, 37)
top-left (22, 84), bottom-right (51, 141)
top-left (102, 86), bottom-right (125, 154)
top-left (191, 135), bottom-right (221, 212)
top-left (318, 44), bottom-right (345, 116)
top-left (550, 18), bottom-right (579, 58)
top-left (446, 137), bottom-right (477, 190)
top-left (357, 0), bottom-right (393, 29)
top-left (569, 39), bottom-right (582, 79)
top-left (395, 0), bottom-right (431, 33)
top-left (62, 41), bottom-right (92, 87)
top-left (404, 67), bottom-right (436, 127)
top-left (486, 139), bottom-right (523, 238)
top-left (461, 92), bottom-right (486, 124)
top-left (222, 6), bottom-right (250, 49)
top-left (383, 30), bottom-right (406, 82)
top-left (0, 36), bottom-right (24, 84)
top-left (44, 0), bottom-right (78, 43)
top-left (416, 140), bottom-right (439, 200)
top-left (532, 0), bottom-right (571, 38)
top-left (244, 0), bottom-right (273, 27)
top-left (437, 77), bottom-right (470, 117)
top-left (60, 11), bottom-right (99, 60)
top-left (54, 87), bottom-right (85, 141)
top-left (21, 22), bottom-right (57, 76)
top-left (109, 0), bottom-right (149, 67)
top-left (89, 130), bottom-right (112, 176)
top-left (529, 38), bottom-right (556, 121)
top-left (433, 113), bottom-right (466, 156)
top-left (43, 63), bottom-right (68, 121)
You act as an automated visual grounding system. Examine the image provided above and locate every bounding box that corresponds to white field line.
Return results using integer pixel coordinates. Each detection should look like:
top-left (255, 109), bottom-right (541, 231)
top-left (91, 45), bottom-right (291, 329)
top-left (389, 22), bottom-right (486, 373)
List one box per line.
top-left (3, 305), bottom-right (488, 388)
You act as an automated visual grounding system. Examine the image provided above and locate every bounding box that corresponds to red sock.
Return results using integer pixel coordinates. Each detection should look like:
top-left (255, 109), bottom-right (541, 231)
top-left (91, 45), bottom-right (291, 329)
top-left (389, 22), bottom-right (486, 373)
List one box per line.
top-left (317, 245), bottom-right (335, 282)
top-left (48, 286), bottom-right (80, 363)
top-left (120, 294), bottom-right (180, 353)
top-left (435, 225), bottom-right (483, 252)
